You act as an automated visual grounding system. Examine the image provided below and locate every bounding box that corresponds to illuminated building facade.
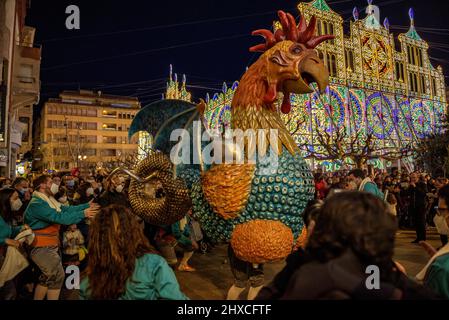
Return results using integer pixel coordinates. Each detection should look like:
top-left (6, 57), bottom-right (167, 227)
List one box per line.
top-left (162, 0), bottom-right (447, 170)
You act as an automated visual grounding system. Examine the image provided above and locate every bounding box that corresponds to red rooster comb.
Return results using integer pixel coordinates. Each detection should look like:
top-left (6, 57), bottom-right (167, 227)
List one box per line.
top-left (250, 10), bottom-right (335, 52)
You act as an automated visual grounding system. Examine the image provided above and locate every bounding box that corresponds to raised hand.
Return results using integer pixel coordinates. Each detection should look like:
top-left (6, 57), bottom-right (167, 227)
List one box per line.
top-left (88, 200), bottom-right (101, 210)
top-left (84, 208), bottom-right (100, 219)
top-left (5, 239), bottom-right (21, 248)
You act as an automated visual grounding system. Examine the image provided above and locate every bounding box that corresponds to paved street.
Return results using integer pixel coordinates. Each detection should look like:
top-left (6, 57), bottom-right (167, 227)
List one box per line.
top-left (175, 229), bottom-right (442, 300)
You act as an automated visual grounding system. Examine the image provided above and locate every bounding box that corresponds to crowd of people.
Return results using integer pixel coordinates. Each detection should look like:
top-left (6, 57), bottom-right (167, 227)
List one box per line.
top-left (314, 167), bottom-right (449, 248)
top-left (0, 165), bottom-right (448, 300)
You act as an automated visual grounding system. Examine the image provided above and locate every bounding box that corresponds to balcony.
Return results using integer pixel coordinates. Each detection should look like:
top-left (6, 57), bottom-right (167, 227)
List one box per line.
top-left (103, 136), bottom-right (117, 144)
top-left (102, 110), bottom-right (117, 118)
top-left (11, 27), bottom-right (41, 109)
top-left (102, 124), bottom-right (117, 131)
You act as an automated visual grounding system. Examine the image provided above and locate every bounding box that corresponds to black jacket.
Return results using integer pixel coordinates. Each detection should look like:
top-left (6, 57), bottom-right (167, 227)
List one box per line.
top-left (409, 182), bottom-right (428, 212)
top-left (256, 249), bottom-right (440, 300)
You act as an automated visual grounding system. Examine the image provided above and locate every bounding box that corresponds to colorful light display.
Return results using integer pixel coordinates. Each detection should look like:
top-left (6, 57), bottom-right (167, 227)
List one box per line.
top-left (161, 0), bottom-right (447, 170)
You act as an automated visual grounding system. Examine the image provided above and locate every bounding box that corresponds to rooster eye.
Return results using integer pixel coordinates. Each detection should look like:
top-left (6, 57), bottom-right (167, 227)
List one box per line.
top-left (291, 46), bottom-right (302, 55)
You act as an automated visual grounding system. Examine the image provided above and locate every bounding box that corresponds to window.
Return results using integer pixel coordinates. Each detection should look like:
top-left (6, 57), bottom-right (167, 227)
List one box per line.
top-left (102, 123), bottom-right (117, 131)
top-left (46, 134), bottom-right (52, 143)
top-left (19, 117), bottom-right (30, 142)
top-left (101, 149), bottom-right (116, 157)
top-left (102, 110), bottom-right (117, 118)
top-left (420, 75), bottom-right (427, 94)
top-left (111, 103), bottom-right (131, 108)
top-left (327, 53), bottom-right (337, 77)
top-left (87, 109), bottom-right (97, 117)
top-left (417, 48), bottom-right (423, 67)
top-left (409, 72), bottom-right (419, 93)
top-left (316, 19), bottom-right (322, 35)
top-left (432, 78), bottom-right (437, 96)
top-left (18, 64), bottom-right (33, 83)
top-left (84, 149), bottom-right (97, 156)
top-left (345, 49), bottom-right (354, 72)
top-left (53, 149), bottom-right (69, 156)
top-left (407, 45), bottom-right (416, 65)
top-left (103, 136), bottom-right (117, 144)
top-left (327, 23), bottom-right (335, 44)
top-left (395, 61), bottom-right (404, 81)
top-left (323, 21), bottom-right (328, 38)
top-left (78, 100), bottom-right (93, 105)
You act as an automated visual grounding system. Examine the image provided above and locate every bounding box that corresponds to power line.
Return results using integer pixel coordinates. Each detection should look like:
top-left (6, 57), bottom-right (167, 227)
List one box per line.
top-left (40, 9), bottom-right (293, 44)
top-left (42, 33), bottom-right (250, 71)
top-left (38, 0), bottom-right (361, 44)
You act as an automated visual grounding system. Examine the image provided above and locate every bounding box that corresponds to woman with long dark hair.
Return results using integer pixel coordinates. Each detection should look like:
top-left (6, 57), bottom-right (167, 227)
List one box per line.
top-left (258, 192), bottom-right (438, 300)
top-left (79, 205), bottom-right (187, 300)
top-left (0, 188), bottom-right (30, 300)
top-left (0, 188), bottom-right (28, 246)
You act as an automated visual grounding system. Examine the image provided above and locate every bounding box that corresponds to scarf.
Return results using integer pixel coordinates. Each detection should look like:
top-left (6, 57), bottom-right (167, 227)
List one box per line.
top-left (33, 191), bottom-right (62, 213)
top-left (359, 177), bottom-right (373, 192)
top-left (416, 243), bottom-right (449, 281)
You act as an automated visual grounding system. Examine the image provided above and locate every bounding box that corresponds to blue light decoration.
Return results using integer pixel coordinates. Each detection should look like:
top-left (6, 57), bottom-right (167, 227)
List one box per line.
top-left (383, 17), bottom-right (390, 30)
top-left (352, 7), bottom-right (359, 21)
top-left (409, 7), bottom-right (415, 23)
top-left (222, 82), bottom-right (228, 93)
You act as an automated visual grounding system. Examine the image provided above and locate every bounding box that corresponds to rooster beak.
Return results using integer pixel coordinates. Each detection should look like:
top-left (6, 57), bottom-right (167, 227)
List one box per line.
top-left (299, 54), bottom-right (330, 93)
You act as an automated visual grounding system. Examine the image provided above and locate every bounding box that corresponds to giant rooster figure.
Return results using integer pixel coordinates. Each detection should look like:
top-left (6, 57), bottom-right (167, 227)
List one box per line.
top-left (126, 10), bottom-right (334, 264)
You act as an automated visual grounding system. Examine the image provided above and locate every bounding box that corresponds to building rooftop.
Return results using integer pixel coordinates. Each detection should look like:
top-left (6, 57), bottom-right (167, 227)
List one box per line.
top-left (47, 90), bottom-right (141, 108)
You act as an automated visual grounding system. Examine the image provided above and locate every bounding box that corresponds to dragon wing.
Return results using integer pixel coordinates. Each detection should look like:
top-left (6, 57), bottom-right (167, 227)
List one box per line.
top-left (129, 99), bottom-right (201, 155)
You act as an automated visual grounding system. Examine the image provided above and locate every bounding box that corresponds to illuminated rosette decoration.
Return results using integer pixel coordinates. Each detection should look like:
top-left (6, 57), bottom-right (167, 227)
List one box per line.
top-left (366, 92), bottom-right (394, 140)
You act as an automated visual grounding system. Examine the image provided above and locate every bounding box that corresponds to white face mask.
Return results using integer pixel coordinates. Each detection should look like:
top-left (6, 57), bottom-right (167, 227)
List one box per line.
top-left (58, 196), bottom-right (67, 203)
top-left (10, 198), bottom-right (23, 212)
top-left (86, 188), bottom-right (95, 196)
top-left (115, 185), bottom-right (124, 193)
top-left (50, 183), bottom-right (59, 195)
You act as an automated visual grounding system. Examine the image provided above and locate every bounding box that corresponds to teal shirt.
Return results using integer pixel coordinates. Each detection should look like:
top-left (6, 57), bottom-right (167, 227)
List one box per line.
top-left (0, 216), bottom-right (21, 245)
top-left (363, 182), bottom-right (385, 200)
top-left (24, 195), bottom-right (89, 230)
top-left (425, 254), bottom-right (449, 299)
top-left (79, 254), bottom-right (188, 300)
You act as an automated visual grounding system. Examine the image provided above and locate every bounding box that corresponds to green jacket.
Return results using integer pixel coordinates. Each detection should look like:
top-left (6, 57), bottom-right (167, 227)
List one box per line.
top-left (80, 254), bottom-right (188, 300)
top-left (0, 216), bottom-right (21, 246)
top-left (363, 181), bottom-right (385, 200)
top-left (24, 194), bottom-right (89, 230)
top-left (425, 254), bottom-right (449, 299)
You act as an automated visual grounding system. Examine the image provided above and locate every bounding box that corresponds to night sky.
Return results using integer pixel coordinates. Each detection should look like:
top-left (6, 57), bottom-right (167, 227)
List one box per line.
top-left (27, 0), bottom-right (449, 107)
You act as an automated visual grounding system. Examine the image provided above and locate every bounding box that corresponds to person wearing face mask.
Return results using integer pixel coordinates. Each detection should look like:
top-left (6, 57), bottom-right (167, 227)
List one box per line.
top-left (11, 178), bottom-right (31, 225)
top-left (73, 183), bottom-right (96, 206)
top-left (24, 175), bottom-right (100, 301)
top-left (417, 184), bottom-right (449, 299)
top-left (55, 187), bottom-right (69, 205)
top-left (0, 188), bottom-right (30, 300)
top-left (95, 175), bottom-right (129, 208)
top-left (72, 183), bottom-right (96, 249)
